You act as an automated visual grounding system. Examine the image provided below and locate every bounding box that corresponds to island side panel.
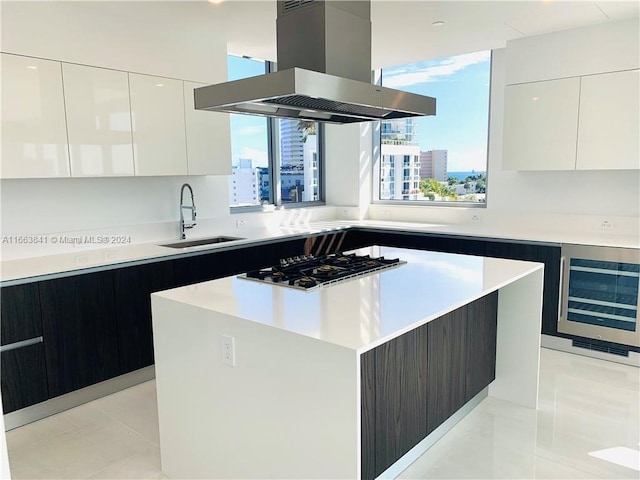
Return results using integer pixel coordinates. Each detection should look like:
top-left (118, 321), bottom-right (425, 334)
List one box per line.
top-left (490, 267), bottom-right (544, 408)
top-left (151, 295), bottom-right (359, 480)
top-left (360, 292), bottom-right (499, 480)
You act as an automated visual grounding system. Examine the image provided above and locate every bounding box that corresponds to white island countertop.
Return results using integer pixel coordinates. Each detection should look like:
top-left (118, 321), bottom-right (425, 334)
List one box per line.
top-left (154, 246), bottom-right (543, 352)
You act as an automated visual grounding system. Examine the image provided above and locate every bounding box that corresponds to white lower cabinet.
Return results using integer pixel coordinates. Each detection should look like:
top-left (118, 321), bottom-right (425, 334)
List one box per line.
top-left (62, 63), bottom-right (135, 177)
top-left (183, 81), bottom-right (231, 175)
top-left (129, 73), bottom-right (188, 176)
top-left (576, 69), bottom-right (639, 170)
top-left (502, 78), bottom-right (580, 171)
top-left (1, 53), bottom-right (70, 178)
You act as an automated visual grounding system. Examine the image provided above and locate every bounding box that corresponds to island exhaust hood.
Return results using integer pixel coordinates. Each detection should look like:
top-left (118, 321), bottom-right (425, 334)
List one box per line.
top-left (194, 0), bottom-right (436, 124)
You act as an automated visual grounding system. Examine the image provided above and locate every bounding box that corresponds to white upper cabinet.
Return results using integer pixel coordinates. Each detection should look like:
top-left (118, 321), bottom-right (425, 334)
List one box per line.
top-left (62, 63), bottom-right (135, 177)
top-left (1, 53), bottom-right (70, 178)
top-left (576, 69), bottom-right (639, 170)
top-left (502, 78), bottom-right (580, 171)
top-left (129, 73), bottom-right (187, 176)
top-left (183, 81), bottom-right (231, 175)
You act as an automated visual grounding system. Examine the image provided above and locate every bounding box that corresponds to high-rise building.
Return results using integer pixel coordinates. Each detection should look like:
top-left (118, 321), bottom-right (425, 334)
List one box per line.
top-left (420, 150), bottom-right (448, 182)
top-left (380, 119), bottom-right (421, 200)
top-left (279, 119), bottom-right (319, 202)
top-left (229, 159), bottom-right (260, 206)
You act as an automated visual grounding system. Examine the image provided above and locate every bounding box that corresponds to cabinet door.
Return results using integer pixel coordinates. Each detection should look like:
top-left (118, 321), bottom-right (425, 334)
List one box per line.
top-left (39, 271), bottom-right (120, 397)
top-left (184, 81), bottom-right (232, 175)
top-left (129, 73), bottom-right (187, 175)
top-left (0, 283), bottom-right (49, 413)
top-left (465, 292), bottom-right (498, 400)
top-left (113, 261), bottom-right (174, 373)
top-left (1, 53), bottom-right (70, 178)
top-left (576, 69), bottom-right (640, 170)
top-left (1, 283), bottom-right (42, 346)
top-left (1, 344), bottom-right (48, 413)
top-left (63, 63), bottom-right (135, 176)
top-left (502, 78), bottom-right (580, 171)
top-left (427, 306), bottom-right (467, 433)
top-left (484, 241), bottom-right (561, 336)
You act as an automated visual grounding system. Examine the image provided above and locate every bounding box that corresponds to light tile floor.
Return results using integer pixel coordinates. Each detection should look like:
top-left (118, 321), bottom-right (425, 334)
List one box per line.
top-left (5, 348), bottom-right (640, 479)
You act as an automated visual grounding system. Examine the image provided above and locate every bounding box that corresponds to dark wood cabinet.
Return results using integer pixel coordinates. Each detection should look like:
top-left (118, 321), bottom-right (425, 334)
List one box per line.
top-left (374, 325), bottom-right (428, 474)
top-left (1, 344), bottom-right (48, 413)
top-left (113, 261), bottom-right (175, 373)
top-left (360, 291), bottom-right (498, 480)
top-left (173, 239), bottom-right (307, 287)
top-left (484, 241), bottom-right (561, 336)
top-left (1, 282), bottom-right (48, 412)
top-left (426, 306), bottom-right (467, 433)
top-left (465, 293), bottom-right (499, 400)
top-left (1, 282), bottom-right (42, 345)
top-left (39, 270), bottom-right (120, 397)
top-left (360, 348), bottom-right (376, 480)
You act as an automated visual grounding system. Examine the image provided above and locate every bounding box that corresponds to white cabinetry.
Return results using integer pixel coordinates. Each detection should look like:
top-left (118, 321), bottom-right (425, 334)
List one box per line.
top-left (502, 78), bottom-right (580, 171)
top-left (1, 53), bottom-right (70, 178)
top-left (129, 73), bottom-right (187, 176)
top-left (576, 69), bottom-right (639, 170)
top-left (183, 81), bottom-right (231, 175)
top-left (62, 63), bottom-right (135, 177)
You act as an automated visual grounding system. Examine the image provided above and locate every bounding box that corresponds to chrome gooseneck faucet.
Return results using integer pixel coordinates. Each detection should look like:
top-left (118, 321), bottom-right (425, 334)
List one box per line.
top-left (179, 183), bottom-right (196, 239)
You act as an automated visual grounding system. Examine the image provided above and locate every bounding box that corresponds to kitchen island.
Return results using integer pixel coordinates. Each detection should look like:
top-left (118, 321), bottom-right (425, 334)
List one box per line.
top-left (151, 246), bottom-right (544, 479)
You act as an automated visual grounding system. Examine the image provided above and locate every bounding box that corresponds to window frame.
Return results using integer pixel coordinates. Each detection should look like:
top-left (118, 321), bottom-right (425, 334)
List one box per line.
top-left (371, 51), bottom-right (493, 209)
top-left (229, 58), bottom-right (325, 213)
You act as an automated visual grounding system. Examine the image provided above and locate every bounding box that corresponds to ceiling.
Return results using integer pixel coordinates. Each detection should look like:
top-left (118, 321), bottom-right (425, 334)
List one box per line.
top-left (28, 1), bottom-right (639, 70)
top-left (216, 0), bottom-right (639, 68)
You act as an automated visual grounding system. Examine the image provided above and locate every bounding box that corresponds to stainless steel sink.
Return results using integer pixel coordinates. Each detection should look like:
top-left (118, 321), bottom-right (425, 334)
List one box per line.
top-left (159, 236), bottom-right (245, 249)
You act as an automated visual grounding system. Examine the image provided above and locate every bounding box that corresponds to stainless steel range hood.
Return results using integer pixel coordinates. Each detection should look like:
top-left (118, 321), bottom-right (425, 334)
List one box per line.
top-left (194, 0), bottom-right (436, 124)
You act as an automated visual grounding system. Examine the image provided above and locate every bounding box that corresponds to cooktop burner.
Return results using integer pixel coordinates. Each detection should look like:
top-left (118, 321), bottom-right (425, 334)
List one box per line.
top-left (239, 252), bottom-right (405, 291)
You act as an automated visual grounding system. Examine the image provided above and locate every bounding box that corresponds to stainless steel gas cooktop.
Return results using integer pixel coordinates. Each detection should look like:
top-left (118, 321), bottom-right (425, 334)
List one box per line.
top-left (238, 252), bottom-right (405, 291)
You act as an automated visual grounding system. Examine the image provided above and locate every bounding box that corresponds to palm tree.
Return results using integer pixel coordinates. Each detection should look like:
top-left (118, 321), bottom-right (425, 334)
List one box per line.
top-left (297, 121), bottom-right (317, 143)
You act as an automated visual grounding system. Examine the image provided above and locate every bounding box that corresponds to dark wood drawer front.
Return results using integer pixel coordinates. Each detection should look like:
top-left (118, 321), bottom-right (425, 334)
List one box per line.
top-left (1, 283), bottom-right (43, 346)
top-left (1, 343), bottom-right (48, 413)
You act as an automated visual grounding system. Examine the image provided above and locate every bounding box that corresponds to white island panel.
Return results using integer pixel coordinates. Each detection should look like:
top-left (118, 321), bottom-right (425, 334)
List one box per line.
top-left (153, 298), bottom-right (359, 479)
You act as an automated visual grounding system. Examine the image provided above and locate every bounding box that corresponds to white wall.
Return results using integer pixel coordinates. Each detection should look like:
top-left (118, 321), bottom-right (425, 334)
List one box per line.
top-left (0, 176), bottom-right (229, 236)
top-left (325, 123), bottom-right (373, 220)
top-left (368, 19), bottom-right (640, 235)
top-left (0, 1), bottom-right (231, 245)
top-left (487, 47), bottom-right (640, 218)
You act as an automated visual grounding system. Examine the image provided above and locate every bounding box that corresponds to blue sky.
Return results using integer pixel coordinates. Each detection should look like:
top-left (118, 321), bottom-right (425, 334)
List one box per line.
top-left (382, 50), bottom-right (491, 172)
top-left (228, 51), bottom-right (491, 171)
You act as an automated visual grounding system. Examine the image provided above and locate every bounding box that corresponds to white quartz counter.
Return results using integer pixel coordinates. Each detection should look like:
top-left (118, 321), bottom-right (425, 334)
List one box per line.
top-left (0, 224), bottom-right (343, 284)
top-left (2, 216), bottom-right (636, 284)
top-left (153, 246), bottom-right (543, 352)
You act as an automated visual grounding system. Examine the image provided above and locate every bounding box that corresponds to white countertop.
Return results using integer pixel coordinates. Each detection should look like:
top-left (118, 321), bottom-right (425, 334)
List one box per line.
top-left (153, 246), bottom-right (543, 352)
top-left (334, 219), bottom-right (639, 248)
top-left (1, 218), bottom-right (636, 284)
top-left (0, 224), bottom-right (342, 284)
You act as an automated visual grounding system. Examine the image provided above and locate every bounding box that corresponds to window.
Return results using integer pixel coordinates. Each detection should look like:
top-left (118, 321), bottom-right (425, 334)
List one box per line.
top-left (375, 51), bottom-right (491, 204)
top-left (227, 54), bottom-right (323, 209)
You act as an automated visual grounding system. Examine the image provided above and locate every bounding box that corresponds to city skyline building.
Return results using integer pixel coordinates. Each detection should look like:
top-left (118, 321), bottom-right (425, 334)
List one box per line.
top-left (380, 119), bottom-right (421, 200)
top-left (420, 149), bottom-right (448, 182)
